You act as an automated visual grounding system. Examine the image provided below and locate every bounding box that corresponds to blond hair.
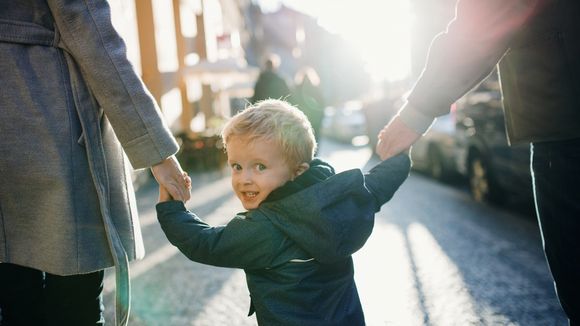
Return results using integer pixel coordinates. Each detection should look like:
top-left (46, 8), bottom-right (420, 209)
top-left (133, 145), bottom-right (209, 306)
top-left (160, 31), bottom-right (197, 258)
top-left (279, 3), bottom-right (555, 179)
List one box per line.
top-left (221, 99), bottom-right (316, 166)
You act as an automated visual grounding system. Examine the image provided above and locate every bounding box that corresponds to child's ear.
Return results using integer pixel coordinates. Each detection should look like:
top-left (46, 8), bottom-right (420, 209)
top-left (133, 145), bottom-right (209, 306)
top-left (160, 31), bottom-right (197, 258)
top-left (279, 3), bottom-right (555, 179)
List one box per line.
top-left (294, 163), bottom-right (310, 178)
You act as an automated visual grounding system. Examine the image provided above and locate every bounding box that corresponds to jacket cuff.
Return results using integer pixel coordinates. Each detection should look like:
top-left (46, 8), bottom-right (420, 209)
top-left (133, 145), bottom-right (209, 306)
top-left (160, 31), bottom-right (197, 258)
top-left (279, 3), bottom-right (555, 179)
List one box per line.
top-left (397, 102), bottom-right (436, 135)
top-left (365, 153), bottom-right (411, 209)
top-left (123, 126), bottom-right (179, 169)
top-left (156, 200), bottom-right (187, 215)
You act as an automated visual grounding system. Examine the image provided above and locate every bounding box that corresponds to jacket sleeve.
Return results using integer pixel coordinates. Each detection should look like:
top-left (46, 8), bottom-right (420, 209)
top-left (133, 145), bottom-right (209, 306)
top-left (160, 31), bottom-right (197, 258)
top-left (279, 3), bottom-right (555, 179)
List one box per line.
top-left (47, 0), bottom-right (178, 169)
top-left (399, 0), bottom-right (540, 134)
top-left (364, 154), bottom-right (411, 209)
top-left (156, 201), bottom-right (275, 269)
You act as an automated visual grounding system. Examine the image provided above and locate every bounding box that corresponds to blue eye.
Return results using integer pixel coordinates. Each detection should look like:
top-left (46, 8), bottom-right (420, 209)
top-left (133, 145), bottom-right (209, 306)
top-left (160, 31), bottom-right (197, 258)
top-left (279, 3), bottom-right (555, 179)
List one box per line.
top-left (257, 163), bottom-right (266, 171)
top-left (231, 163), bottom-right (241, 171)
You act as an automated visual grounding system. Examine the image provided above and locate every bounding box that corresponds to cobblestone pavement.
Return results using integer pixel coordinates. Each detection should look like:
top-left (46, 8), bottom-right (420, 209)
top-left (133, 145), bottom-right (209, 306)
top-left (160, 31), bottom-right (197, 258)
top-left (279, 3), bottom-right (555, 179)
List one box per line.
top-left (104, 139), bottom-right (567, 325)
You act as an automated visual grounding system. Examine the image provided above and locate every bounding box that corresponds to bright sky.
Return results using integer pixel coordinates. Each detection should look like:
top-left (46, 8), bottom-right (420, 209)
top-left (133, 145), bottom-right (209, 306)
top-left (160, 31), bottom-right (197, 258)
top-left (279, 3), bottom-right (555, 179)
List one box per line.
top-left (255, 0), bottom-right (413, 82)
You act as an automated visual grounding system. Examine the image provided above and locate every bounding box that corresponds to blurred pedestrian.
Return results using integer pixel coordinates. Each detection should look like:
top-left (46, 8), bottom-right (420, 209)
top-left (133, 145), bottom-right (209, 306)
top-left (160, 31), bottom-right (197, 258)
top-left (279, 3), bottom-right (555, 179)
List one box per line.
top-left (156, 99), bottom-right (410, 325)
top-left (376, 1), bottom-right (580, 324)
top-left (0, 1), bottom-right (190, 325)
top-left (289, 66), bottom-right (325, 148)
top-left (250, 54), bottom-right (291, 103)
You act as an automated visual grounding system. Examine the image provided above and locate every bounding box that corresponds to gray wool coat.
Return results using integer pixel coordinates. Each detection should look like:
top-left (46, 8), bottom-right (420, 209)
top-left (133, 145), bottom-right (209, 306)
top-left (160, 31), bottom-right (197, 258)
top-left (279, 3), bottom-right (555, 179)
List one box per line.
top-left (0, 0), bottom-right (179, 324)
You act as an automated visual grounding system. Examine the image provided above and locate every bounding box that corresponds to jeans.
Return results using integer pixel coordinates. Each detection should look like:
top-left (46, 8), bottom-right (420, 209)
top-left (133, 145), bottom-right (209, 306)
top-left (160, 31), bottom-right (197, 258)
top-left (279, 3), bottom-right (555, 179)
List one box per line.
top-left (0, 263), bottom-right (104, 326)
top-left (531, 137), bottom-right (580, 326)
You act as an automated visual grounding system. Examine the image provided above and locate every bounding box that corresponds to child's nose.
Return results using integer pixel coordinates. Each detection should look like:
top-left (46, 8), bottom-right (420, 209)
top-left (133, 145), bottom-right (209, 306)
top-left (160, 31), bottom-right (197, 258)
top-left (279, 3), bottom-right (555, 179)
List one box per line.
top-left (241, 170), bottom-right (253, 184)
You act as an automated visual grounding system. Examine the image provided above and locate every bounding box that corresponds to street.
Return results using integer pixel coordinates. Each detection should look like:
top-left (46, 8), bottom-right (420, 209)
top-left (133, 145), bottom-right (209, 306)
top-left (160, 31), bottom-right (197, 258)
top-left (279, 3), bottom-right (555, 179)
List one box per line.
top-left (104, 138), bottom-right (567, 325)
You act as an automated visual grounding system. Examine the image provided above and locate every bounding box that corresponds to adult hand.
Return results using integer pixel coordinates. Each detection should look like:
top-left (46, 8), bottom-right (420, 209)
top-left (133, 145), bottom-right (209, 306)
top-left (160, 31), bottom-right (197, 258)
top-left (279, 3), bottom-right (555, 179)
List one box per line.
top-left (158, 172), bottom-right (191, 203)
top-left (151, 156), bottom-right (191, 202)
top-left (375, 116), bottom-right (421, 160)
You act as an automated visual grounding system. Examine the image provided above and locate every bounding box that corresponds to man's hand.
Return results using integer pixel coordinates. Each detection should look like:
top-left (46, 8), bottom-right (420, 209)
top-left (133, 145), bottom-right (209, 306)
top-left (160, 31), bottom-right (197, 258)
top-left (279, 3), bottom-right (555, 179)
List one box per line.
top-left (151, 156), bottom-right (191, 202)
top-left (375, 116), bottom-right (421, 160)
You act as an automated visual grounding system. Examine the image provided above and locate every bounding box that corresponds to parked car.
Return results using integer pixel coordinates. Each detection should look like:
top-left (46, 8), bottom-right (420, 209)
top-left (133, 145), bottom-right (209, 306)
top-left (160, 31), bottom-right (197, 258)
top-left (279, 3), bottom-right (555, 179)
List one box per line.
top-left (410, 112), bottom-right (461, 181)
top-left (321, 101), bottom-right (367, 143)
top-left (454, 77), bottom-right (534, 205)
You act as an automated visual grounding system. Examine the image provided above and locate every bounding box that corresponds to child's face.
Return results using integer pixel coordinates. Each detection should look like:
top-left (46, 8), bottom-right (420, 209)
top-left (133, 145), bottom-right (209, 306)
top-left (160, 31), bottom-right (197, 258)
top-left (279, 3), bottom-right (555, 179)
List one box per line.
top-left (227, 135), bottom-right (300, 210)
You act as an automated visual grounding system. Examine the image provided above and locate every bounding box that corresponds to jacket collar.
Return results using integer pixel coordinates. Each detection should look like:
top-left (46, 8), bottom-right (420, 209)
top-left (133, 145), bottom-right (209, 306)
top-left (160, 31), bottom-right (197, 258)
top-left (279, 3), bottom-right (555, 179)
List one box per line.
top-left (263, 158), bottom-right (334, 203)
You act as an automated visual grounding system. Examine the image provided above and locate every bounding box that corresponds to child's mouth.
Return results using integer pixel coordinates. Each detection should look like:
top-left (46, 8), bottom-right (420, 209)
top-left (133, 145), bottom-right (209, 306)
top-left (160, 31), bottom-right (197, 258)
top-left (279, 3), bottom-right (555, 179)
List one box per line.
top-left (244, 192), bottom-right (258, 199)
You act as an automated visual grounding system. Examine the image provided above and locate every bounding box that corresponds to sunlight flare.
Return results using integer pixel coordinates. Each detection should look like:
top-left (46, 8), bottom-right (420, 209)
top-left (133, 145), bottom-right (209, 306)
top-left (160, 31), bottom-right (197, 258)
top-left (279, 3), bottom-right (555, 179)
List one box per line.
top-left (263, 0), bottom-right (413, 82)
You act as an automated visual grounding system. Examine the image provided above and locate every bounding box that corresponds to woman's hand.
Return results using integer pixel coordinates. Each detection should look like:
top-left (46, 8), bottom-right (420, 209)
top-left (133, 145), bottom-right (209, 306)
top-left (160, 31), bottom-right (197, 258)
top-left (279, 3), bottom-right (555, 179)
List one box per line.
top-left (151, 156), bottom-right (191, 202)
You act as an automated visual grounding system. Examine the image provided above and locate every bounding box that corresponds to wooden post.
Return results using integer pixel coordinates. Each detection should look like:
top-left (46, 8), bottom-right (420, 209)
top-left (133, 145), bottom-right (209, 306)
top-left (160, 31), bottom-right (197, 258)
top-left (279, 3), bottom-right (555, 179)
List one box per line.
top-left (173, 0), bottom-right (194, 136)
top-left (134, 0), bottom-right (163, 106)
top-left (196, 1), bottom-right (215, 126)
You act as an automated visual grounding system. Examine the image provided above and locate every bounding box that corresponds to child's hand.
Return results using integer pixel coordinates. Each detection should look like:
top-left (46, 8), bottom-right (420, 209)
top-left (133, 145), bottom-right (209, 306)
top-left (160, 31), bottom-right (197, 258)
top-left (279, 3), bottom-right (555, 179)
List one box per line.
top-left (158, 184), bottom-right (173, 202)
top-left (159, 172), bottom-right (191, 203)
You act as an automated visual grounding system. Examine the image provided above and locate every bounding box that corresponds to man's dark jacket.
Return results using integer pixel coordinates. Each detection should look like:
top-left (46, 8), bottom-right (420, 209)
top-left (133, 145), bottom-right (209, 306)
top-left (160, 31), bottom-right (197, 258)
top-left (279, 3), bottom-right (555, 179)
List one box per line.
top-left (403, 0), bottom-right (580, 145)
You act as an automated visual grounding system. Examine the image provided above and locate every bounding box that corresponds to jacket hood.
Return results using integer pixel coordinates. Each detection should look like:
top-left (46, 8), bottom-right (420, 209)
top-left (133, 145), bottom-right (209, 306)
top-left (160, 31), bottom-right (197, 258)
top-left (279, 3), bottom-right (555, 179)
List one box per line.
top-left (256, 159), bottom-right (376, 263)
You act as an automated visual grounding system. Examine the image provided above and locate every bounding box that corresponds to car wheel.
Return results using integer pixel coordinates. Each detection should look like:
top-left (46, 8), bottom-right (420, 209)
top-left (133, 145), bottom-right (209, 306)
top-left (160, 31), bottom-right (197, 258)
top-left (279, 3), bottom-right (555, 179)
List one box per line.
top-left (428, 146), bottom-right (445, 180)
top-left (468, 154), bottom-right (503, 204)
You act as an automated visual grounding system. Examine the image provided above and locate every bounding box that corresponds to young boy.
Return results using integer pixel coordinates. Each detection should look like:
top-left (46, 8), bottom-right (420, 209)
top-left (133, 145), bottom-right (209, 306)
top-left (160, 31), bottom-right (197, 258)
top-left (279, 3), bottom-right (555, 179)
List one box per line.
top-left (156, 99), bottom-right (410, 325)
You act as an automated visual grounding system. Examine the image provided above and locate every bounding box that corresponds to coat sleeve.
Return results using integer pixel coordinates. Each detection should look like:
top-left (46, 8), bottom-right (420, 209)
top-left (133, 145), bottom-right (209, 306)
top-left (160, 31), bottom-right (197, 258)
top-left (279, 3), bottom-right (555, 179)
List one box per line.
top-left (47, 0), bottom-right (178, 169)
top-left (156, 201), bottom-right (275, 269)
top-left (364, 154), bottom-right (411, 209)
top-left (399, 0), bottom-right (540, 134)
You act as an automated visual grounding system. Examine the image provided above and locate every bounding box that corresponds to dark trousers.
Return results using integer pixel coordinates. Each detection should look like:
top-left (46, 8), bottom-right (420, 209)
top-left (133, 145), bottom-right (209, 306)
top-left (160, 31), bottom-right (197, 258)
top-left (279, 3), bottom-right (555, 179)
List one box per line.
top-left (531, 138), bottom-right (580, 326)
top-left (0, 263), bottom-right (104, 326)
top-left (0, 264), bottom-right (44, 326)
